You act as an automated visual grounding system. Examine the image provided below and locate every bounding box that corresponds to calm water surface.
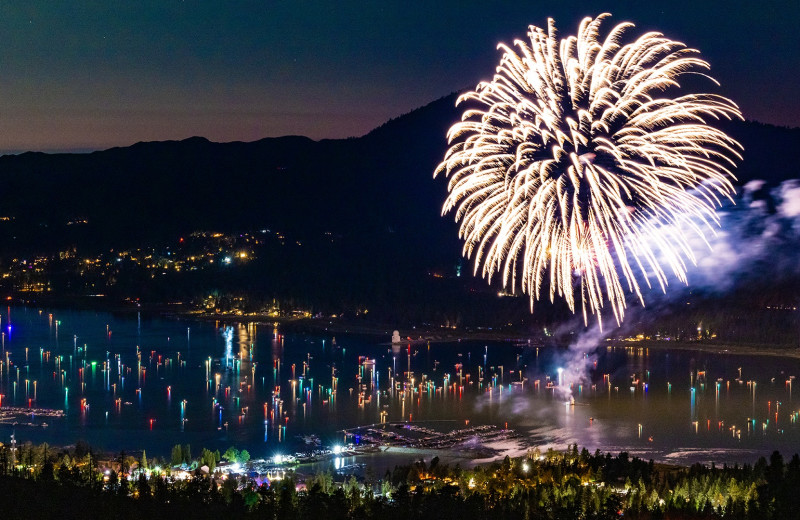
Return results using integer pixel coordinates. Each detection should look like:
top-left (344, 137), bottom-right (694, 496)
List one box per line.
top-left (1, 306), bottom-right (798, 467)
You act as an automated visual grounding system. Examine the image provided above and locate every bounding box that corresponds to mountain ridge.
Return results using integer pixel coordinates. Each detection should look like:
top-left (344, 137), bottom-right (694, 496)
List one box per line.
top-left (0, 93), bottom-right (796, 256)
top-left (0, 94), bottom-right (797, 330)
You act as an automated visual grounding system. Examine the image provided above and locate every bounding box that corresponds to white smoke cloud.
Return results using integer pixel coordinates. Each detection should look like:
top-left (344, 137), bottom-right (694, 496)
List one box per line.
top-left (548, 179), bottom-right (800, 400)
top-left (550, 320), bottom-right (607, 400)
top-left (685, 180), bottom-right (800, 290)
top-left (628, 179), bottom-right (800, 295)
top-left (777, 180), bottom-right (800, 219)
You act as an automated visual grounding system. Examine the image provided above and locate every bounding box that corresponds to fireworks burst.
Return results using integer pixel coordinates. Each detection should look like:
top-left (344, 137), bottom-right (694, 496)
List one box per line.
top-left (435, 14), bottom-right (742, 326)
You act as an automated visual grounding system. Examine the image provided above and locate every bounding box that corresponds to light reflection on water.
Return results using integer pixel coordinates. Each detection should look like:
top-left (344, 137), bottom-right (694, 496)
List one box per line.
top-left (0, 306), bottom-right (798, 467)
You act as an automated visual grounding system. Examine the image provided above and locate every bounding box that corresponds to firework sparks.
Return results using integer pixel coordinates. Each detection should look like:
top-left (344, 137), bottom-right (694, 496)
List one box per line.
top-left (435, 14), bottom-right (742, 326)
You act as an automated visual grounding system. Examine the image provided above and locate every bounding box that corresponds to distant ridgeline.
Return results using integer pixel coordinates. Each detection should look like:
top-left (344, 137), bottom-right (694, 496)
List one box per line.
top-left (0, 95), bottom-right (796, 257)
top-left (0, 95), bottom-right (797, 335)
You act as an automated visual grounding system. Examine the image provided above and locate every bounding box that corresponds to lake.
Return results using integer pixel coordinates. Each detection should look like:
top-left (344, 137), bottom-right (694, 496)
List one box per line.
top-left (1, 306), bottom-right (798, 469)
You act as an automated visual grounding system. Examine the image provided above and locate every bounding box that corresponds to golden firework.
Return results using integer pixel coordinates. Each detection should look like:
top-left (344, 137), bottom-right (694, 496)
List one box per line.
top-left (435, 14), bottom-right (742, 326)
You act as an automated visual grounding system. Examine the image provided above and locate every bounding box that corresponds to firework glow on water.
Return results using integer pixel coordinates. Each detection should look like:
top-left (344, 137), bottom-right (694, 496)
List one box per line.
top-left (435, 14), bottom-right (742, 327)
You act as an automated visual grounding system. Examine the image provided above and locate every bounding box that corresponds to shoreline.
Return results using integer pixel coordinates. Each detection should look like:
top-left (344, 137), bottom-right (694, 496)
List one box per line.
top-left (611, 339), bottom-right (800, 360)
top-left (178, 312), bottom-right (538, 345)
top-left (14, 294), bottom-right (536, 344)
top-left (13, 294), bottom-right (800, 359)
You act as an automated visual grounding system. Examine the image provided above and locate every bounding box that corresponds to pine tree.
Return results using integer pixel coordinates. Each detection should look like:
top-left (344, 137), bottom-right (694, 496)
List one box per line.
top-left (223, 446), bottom-right (239, 462)
top-left (239, 449), bottom-right (250, 463)
top-left (171, 444), bottom-right (183, 466)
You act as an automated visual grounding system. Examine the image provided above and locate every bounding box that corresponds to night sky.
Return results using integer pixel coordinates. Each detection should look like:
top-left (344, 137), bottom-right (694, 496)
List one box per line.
top-left (0, 1), bottom-right (796, 152)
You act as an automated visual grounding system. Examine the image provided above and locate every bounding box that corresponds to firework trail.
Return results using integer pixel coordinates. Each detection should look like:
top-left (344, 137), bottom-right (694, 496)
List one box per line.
top-left (435, 14), bottom-right (742, 327)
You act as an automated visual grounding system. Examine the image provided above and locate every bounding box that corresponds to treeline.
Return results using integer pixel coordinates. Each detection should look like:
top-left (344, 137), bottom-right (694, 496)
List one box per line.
top-left (618, 288), bottom-right (800, 347)
top-left (1, 441), bottom-right (800, 519)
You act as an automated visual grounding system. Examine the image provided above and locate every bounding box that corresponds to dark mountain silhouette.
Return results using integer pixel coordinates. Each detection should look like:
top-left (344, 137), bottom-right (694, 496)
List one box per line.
top-left (0, 93), bottom-right (463, 257)
top-left (0, 93), bottom-right (798, 331)
top-left (0, 93), bottom-right (797, 254)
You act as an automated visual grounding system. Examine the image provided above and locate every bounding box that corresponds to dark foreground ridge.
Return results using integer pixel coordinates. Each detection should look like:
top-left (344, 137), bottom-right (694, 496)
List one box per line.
top-left (0, 439), bottom-right (798, 519)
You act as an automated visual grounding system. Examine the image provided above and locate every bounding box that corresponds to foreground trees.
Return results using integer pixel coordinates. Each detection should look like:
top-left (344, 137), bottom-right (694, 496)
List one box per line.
top-left (0, 441), bottom-right (796, 519)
